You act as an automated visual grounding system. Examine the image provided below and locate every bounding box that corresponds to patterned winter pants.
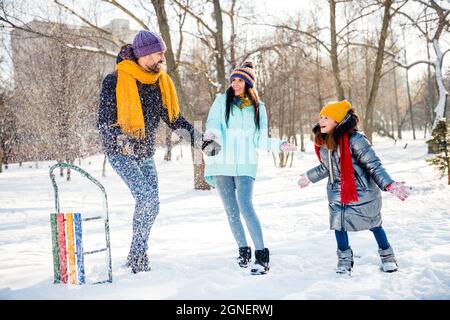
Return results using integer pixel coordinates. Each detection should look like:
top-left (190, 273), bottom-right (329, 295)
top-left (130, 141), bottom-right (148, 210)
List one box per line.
top-left (108, 154), bottom-right (160, 257)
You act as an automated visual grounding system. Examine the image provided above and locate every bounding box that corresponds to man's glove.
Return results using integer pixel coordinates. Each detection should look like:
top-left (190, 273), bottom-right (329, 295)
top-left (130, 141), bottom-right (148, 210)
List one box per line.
top-left (202, 139), bottom-right (221, 156)
top-left (117, 134), bottom-right (136, 156)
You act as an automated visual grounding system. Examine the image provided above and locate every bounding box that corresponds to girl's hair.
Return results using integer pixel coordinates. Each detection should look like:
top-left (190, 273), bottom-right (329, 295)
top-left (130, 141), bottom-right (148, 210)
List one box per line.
top-left (225, 62), bottom-right (260, 129)
top-left (314, 109), bottom-right (359, 150)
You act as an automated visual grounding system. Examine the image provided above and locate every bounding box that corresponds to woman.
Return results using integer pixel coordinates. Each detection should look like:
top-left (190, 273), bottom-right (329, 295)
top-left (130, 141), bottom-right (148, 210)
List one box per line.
top-left (203, 62), bottom-right (297, 275)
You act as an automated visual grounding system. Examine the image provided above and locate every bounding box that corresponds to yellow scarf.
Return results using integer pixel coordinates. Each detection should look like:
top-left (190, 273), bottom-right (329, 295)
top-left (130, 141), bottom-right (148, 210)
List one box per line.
top-left (115, 60), bottom-right (180, 139)
top-left (236, 94), bottom-right (253, 109)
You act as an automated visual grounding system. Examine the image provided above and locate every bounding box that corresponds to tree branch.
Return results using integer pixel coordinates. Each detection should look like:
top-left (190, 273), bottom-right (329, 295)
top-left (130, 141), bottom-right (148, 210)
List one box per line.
top-left (54, 0), bottom-right (125, 46)
top-left (102, 0), bottom-right (149, 31)
top-left (240, 42), bottom-right (295, 62)
top-left (171, 0), bottom-right (216, 35)
top-left (252, 23), bottom-right (331, 54)
top-left (336, 5), bottom-right (381, 36)
top-left (347, 41), bottom-right (398, 58)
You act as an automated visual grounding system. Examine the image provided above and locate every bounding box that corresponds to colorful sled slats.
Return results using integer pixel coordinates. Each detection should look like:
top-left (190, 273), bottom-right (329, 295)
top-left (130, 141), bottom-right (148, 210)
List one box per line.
top-left (74, 213), bottom-right (85, 284)
top-left (56, 213), bottom-right (68, 284)
top-left (50, 214), bottom-right (61, 283)
top-left (65, 213), bottom-right (77, 284)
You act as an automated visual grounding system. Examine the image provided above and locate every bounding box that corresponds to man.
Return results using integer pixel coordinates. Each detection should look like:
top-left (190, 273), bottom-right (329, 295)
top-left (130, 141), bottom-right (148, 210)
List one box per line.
top-left (97, 30), bottom-right (220, 274)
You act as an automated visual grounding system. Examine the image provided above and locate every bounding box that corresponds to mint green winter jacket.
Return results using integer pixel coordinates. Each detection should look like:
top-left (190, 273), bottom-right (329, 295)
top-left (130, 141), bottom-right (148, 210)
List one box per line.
top-left (204, 93), bottom-right (284, 187)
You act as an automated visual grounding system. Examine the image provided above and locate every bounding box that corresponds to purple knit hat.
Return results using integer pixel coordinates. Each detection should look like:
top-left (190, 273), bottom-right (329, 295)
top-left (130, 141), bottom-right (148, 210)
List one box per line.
top-left (132, 30), bottom-right (166, 58)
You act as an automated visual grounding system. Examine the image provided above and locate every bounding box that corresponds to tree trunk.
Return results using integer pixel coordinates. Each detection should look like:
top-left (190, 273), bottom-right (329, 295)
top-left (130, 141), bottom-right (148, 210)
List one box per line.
top-left (402, 32), bottom-right (416, 140)
top-left (0, 149), bottom-right (3, 173)
top-left (428, 40), bottom-right (449, 153)
top-left (152, 0), bottom-right (209, 188)
top-left (66, 159), bottom-right (71, 181)
top-left (425, 14), bottom-right (436, 131)
top-left (329, 0), bottom-right (345, 101)
top-left (315, 43), bottom-right (324, 111)
top-left (102, 154), bottom-right (107, 177)
top-left (191, 146), bottom-right (210, 190)
top-left (229, 0), bottom-right (237, 69)
top-left (151, 0), bottom-right (189, 116)
top-left (363, 0), bottom-right (393, 142)
top-left (213, 0), bottom-right (227, 92)
top-left (431, 39), bottom-right (448, 128)
top-left (405, 68), bottom-right (416, 140)
top-left (393, 67), bottom-right (402, 139)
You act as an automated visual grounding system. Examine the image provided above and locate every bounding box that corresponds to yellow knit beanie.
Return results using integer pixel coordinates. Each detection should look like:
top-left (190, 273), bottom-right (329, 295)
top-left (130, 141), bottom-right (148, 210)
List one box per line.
top-left (320, 100), bottom-right (352, 123)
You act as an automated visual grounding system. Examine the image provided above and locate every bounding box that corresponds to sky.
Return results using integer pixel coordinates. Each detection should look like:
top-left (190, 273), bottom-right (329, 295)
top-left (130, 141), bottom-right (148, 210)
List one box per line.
top-left (1, 0), bottom-right (449, 84)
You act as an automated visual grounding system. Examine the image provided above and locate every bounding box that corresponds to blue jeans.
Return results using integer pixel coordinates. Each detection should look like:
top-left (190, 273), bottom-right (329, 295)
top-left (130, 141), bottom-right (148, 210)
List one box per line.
top-left (335, 226), bottom-right (391, 251)
top-left (108, 154), bottom-right (160, 257)
top-left (214, 175), bottom-right (265, 250)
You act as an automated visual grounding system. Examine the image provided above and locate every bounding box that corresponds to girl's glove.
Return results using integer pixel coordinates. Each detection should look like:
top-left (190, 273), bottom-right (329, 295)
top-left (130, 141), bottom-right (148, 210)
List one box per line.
top-left (280, 142), bottom-right (297, 152)
top-left (386, 181), bottom-right (410, 201)
top-left (298, 173), bottom-right (311, 188)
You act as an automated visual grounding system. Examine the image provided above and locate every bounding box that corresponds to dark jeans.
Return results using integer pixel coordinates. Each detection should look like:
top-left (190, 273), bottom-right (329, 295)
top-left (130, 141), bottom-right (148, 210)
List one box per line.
top-left (335, 226), bottom-right (390, 251)
top-left (108, 154), bottom-right (160, 257)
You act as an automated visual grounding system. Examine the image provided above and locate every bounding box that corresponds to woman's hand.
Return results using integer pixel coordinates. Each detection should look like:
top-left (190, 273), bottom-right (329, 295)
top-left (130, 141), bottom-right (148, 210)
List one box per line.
top-left (203, 130), bottom-right (218, 141)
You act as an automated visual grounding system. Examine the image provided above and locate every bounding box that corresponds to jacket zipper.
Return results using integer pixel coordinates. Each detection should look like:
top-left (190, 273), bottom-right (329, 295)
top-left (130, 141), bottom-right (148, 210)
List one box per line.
top-left (329, 149), bottom-right (345, 231)
top-left (334, 149), bottom-right (346, 231)
top-left (328, 149), bottom-right (334, 183)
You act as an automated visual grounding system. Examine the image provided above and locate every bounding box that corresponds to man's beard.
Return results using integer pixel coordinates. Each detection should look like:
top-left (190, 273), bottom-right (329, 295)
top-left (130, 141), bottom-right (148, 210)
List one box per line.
top-left (145, 62), bottom-right (162, 73)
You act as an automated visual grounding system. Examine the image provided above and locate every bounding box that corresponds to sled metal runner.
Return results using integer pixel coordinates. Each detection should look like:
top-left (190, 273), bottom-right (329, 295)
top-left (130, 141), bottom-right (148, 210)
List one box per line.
top-left (49, 162), bottom-right (112, 284)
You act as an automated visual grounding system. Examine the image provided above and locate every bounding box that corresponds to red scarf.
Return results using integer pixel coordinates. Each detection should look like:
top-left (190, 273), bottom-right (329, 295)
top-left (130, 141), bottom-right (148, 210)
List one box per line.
top-left (314, 134), bottom-right (358, 204)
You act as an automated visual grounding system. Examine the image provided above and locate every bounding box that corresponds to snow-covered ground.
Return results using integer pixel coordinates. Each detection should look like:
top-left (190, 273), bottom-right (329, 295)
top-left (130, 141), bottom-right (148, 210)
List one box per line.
top-left (1, 132), bottom-right (449, 299)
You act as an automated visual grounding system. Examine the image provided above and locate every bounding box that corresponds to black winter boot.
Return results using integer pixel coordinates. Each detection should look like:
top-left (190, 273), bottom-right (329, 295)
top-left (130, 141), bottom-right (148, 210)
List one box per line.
top-left (237, 246), bottom-right (251, 268)
top-left (129, 252), bottom-right (151, 274)
top-left (251, 248), bottom-right (270, 275)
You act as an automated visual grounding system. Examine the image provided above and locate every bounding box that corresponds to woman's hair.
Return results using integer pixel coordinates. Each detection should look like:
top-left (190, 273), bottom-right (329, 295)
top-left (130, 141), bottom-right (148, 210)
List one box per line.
top-left (314, 109), bottom-right (359, 150)
top-left (225, 61), bottom-right (260, 129)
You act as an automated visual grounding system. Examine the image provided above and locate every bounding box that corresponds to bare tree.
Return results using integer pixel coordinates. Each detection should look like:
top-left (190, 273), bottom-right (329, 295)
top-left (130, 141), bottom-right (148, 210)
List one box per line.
top-left (363, 0), bottom-right (396, 142)
top-left (395, 0), bottom-right (450, 134)
top-left (171, 0), bottom-right (228, 92)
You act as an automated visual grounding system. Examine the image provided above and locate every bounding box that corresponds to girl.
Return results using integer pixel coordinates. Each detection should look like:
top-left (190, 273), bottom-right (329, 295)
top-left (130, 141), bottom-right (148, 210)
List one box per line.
top-left (298, 100), bottom-right (410, 274)
top-left (203, 62), bottom-right (297, 275)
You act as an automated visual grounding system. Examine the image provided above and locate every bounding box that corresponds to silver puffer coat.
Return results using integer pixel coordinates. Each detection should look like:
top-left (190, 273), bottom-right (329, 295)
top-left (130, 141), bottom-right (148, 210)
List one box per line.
top-left (306, 116), bottom-right (394, 232)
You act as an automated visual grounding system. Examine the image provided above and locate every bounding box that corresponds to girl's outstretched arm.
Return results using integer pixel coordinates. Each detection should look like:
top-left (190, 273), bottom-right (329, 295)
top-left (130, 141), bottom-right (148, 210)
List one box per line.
top-left (306, 163), bottom-right (329, 183)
